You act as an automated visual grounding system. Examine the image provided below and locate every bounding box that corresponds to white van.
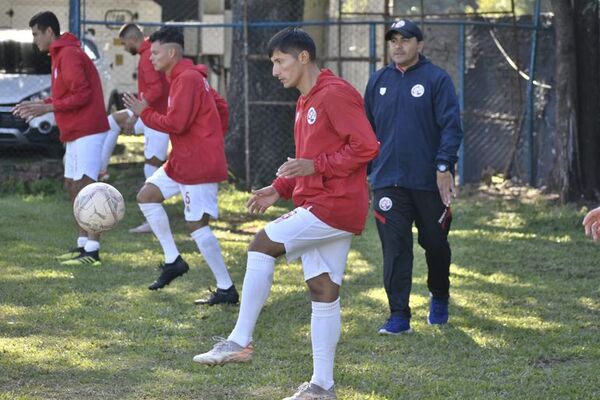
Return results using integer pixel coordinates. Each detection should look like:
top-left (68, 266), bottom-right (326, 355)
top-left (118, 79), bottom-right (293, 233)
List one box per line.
top-left (0, 29), bottom-right (116, 155)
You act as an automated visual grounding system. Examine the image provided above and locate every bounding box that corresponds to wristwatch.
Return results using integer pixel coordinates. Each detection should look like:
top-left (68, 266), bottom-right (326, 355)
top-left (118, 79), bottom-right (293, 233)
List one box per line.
top-left (436, 162), bottom-right (449, 173)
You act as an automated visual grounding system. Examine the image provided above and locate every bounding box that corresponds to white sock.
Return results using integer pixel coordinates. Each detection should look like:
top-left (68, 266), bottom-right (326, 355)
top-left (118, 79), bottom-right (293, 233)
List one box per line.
top-left (310, 298), bottom-right (341, 391)
top-left (139, 203), bottom-right (179, 263)
top-left (100, 114), bottom-right (121, 172)
top-left (144, 163), bottom-right (158, 179)
top-left (228, 252), bottom-right (275, 347)
top-left (84, 240), bottom-right (100, 252)
top-left (77, 236), bottom-right (88, 248)
top-left (191, 226), bottom-right (233, 290)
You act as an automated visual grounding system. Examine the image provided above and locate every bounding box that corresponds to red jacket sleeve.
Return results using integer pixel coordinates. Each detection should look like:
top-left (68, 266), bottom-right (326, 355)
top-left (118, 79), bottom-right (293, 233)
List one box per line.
top-left (272, 176), bottom-right (296, 199)
top-left (139, 59), bottom-right (168, 107)
top-left (314, 87), bottom-right (380, 178)
top-left (52, 48), bottom-right (93, 112)
top-left (141, 74), bottom-right (197, 135)
top-left (211, 88), bottom-right (229, 136)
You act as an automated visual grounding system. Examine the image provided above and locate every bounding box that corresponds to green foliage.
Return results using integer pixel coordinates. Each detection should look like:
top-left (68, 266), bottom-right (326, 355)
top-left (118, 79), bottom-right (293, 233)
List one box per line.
top-left (0, 184), bottom-right (599, 399)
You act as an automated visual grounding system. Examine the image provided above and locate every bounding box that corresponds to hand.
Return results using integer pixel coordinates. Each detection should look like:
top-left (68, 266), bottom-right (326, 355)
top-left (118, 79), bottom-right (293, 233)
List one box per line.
top-left (246, 185), bottom-right (280, 214)
top-left (437, 171), bottom-right (457, 206)
top-left (123, 115), bottom-right (138, 134)
top-left (123, 92), bottom-right (148, 116)
top-left (583, 206), bottom-right (600, 241)
top-left (12, 100), bottom-right (52, 121)
top-left (276, 157), bottom-right (315, 178)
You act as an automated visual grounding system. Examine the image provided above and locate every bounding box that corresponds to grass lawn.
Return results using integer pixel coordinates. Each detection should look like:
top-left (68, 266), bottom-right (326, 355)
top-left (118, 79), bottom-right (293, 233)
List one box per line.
top-left (1, 140), bottom-right (599, 399)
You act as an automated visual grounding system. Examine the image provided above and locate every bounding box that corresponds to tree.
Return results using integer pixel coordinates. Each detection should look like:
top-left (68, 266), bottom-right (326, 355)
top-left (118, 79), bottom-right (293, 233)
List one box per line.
top-left (549, 0), bottom-right (600, 201)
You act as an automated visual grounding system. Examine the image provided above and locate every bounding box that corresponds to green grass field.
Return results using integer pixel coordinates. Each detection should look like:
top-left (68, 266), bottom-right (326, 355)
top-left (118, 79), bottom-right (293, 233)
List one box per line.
top-left (1, 150), bottom-right (599, 399)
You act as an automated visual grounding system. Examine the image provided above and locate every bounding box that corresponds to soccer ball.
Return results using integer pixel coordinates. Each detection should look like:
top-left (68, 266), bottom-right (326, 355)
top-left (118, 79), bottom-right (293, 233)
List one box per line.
top-left (73, 182), bottom-right (125, 234)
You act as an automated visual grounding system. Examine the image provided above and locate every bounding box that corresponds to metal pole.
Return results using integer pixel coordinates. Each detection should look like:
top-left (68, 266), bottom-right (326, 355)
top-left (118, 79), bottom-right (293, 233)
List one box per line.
top-left (369, 23), bottom-right (376, 76)
top-left (69, 0), bottom-right (81, 38)
top-left (458, 23), bottom-right (465, 186)
top-left (526, 0), bottom-right (541, 186)
top-left (337, 0), bottom-right (342, 76)
top-left (243, 0), bottom-right (251, 187)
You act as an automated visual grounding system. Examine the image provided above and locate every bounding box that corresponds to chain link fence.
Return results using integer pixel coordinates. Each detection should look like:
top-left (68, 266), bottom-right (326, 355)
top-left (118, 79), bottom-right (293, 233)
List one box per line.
top-left (1, 0), bottom-right (555, 190)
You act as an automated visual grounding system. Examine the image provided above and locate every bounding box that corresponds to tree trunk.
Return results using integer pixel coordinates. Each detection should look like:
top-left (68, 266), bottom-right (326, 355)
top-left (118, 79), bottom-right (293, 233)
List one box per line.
top-left (573, 0), bottom-right (600, 199)
top-left (549, 0), bottom-right (580, 201)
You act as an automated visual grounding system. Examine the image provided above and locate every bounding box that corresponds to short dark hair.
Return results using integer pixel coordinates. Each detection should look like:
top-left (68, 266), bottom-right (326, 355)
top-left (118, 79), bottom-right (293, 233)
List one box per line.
top-left (29, 11), bottom-right (60, 37)
top-left (119, 23), bottom-right (143, 39)
top-left (149, 26), bottom-right (184, 48)
top-left (267, 27), bottom-right (316, 60)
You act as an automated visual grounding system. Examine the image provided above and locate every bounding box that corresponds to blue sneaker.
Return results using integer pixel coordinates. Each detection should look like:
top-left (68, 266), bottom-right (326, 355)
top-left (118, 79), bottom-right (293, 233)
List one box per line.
top-left (428, 295), bottom-right (449, 325)
top-left (378, 316), bottom-right (412, 335)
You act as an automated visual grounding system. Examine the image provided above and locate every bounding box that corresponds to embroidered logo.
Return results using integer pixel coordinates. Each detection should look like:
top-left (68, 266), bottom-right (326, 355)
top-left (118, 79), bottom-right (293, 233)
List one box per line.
top-left (307, 107), bottom-right (317, 125)
top-left (392, 20), bottom-right (406, 29)
top-left (379, 197), bottom-right (393, 211)
top-left (379, 87), bottom-right (387, 96)
top-left (411, 84), bottom-right (425, 97)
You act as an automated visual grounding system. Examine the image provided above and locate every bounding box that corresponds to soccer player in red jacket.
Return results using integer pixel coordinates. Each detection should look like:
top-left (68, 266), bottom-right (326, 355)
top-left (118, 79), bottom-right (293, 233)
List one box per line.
top-left (193, 28), bottom-right (380, 400)
top-left (123, 27), bottom-right (237, 304)
top-left (99, 23), bottom-right (171, 233)
top-left (13, 11), bottom-right (109, 267)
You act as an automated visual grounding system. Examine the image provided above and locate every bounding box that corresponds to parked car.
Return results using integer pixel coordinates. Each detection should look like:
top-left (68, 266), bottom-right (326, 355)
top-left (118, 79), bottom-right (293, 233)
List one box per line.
top-left (0, 29), bottom-right (117, 156)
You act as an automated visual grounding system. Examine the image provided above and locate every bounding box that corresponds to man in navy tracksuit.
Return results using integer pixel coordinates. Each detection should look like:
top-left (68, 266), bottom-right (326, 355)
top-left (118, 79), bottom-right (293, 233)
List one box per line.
top-left (364, 20), bottom-right (463, 334)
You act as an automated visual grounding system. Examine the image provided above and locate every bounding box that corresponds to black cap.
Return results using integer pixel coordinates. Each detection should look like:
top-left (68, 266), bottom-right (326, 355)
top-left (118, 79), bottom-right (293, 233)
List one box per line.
top-left (385, 19), bottom-right (423, 42)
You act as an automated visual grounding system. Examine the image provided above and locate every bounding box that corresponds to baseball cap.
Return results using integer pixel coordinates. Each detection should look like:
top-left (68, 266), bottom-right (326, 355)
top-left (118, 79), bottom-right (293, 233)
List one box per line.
top-left (385, 19), bottom-right (423, 41)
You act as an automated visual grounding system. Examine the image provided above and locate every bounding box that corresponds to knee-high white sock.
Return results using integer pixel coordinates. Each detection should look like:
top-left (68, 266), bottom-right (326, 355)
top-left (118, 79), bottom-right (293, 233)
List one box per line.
top-left (228, 252), bottom-right (275, 347)
top-left (84, 240), bottom-right (100, 252)
top-left (139, 203), bottom-right (179, 263)
top-left (77, 236), bottom-right (88, 248)
top-left (144, 163), bottom-right (158, 179)
top-left (310, 298), bottom-right (341, 391)
top-left (191, 226), bottom-right (233, 290)
top-left (101, 114), bottom-right (121, 172)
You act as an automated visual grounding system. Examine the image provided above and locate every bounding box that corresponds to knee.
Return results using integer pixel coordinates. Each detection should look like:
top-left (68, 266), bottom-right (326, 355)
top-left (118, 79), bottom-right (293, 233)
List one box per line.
top-left (137, 184), bottom-right (162, 204)
top-left (307, 274), bottom-right (339, 302)
top-left (248, 230), bottom-right (284, 258)
top-left (185, 214), bottom-right (209, 232)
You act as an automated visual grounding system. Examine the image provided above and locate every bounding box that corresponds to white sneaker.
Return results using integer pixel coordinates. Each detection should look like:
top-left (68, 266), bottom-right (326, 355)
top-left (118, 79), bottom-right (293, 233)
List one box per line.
top-left (192, 338), bottom-right (253, 365)
top-left (282, 382), bottom-right (337, 400)
top-left (129, 222), bottom-right (152, 234)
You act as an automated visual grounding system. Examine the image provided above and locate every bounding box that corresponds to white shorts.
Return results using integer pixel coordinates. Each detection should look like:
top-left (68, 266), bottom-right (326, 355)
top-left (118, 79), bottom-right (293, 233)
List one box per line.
top-left (126, 109), bottom-right (169, 161)
top-left (264, 207), bottom-right (353, 286)
top-left (64, 131), bottom-right (107, 181)
top-left (146, 166), bottom-right (219, 221)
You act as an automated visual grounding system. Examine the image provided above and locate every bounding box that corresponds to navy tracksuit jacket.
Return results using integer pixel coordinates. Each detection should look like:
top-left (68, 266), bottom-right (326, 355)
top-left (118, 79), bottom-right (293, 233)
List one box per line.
top-left (364, 56), bottom-right (463, 191)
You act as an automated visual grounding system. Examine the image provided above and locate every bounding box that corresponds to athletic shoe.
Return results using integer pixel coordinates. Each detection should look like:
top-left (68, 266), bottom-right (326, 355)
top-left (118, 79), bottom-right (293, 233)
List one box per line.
top-left (194, 285), bottom-right (239, 306)
top-left (378, 316), bottom-right (412, 335)
top-left (129, 222), bottom-right (152, 234)
top-left (192, 338), bottom-right (253, 365)
top-left (148, 256), bottom-right (189, 290)
top-left (60, 250), bottom-right (101, 267)
top-left (282, 382), bottom-right (337, 400)
top-left (55, 247), bottom-right (84, 261)
top-left (427, 294), bottom-right (449, 325)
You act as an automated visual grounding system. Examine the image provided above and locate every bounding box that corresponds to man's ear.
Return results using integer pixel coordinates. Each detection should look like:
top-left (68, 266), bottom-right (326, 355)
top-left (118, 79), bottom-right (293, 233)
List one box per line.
top-left (298, 50), bottom-right (310, 64)
top-left (417, 40), bottom-right (425, 53)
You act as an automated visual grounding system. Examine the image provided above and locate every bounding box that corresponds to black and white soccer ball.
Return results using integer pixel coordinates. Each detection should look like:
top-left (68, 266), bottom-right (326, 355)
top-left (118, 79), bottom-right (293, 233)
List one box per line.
top-left (73, 182), bottom-right (125, 234)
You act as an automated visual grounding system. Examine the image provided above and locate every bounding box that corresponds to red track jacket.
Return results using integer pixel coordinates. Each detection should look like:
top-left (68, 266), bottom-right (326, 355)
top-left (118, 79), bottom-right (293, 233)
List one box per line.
top-left (272, 69), bottom-right (380, 234)
top-left (140, 58), bottom-right (228, 184)
top-left (44, 33), bottom-right (109, 142)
